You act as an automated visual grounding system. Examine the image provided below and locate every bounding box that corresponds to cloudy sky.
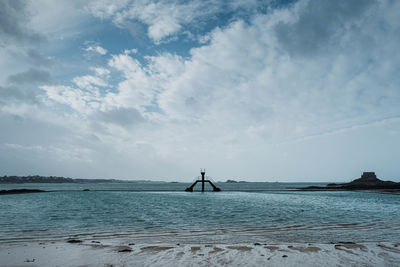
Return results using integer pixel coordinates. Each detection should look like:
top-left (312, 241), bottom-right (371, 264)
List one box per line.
top-left (1, 0), bottom-right (399, 182)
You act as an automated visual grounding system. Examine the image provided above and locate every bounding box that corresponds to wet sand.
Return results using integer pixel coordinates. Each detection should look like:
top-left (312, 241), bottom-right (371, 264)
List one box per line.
top-left (1, 240), bottom-right (400, 266)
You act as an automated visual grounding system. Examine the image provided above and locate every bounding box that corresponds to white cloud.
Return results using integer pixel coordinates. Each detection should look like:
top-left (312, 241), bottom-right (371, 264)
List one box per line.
top-left (5, 143), bottom-right (92, 163)
top-left (28, 0), bottom-right (90, 39)
top-left (88, 1), bottom-right (190, 42)
top-left (93, 0), bottom-right (399, 178)
top-left (91, 67), bottom-right (111, 77)
top-left (85, 45), bottom-right (108, 55)
top-left (86, 0), bottom-right (263, 43)
top-left (123, 48), bottom-right (138, 55)
top-left (2, 0), bottom-right (400, 180)
top-left (106, 54), bottom-right (157, 111)
top-left (115, 1), bottom-right (188, 43)
top-left (41, 85), bottom-right (100, 114)
top-left (85, 0), bottom-right (130, 19)
top-left (73, 75), bottom-right (107, 90)
top-left (42, 0), bottom-right (400, 154)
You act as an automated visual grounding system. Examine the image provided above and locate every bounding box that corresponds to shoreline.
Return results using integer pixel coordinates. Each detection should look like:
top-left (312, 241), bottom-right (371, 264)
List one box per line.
top-left (1, 239), bottom-right (400, 266)
top-left (2, 188), bottom-right (400, 195)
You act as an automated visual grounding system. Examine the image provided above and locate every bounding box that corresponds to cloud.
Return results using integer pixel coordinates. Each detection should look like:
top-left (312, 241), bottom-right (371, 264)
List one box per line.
top-left (0, 85), bottom-right (38, 104)
top-left (0, 0), bottom-right (45, 46)
top-left (27, 0), bottom-right (92, 39)
top-left (91, 67), bottom-right (110, 77)
top-left (123, 48), bottom-right (138, 55)
top-left (84, 0), bottom-right (130, 19)
top-left (85, 45), bottom-right (108, 55)
top-left (44, 0), bottom-right (400, 146)
top-left (26, 49), bottom-right (53, 67)
top-left (106, 53), bottom-right (157, 110)
top-left (4, 143), bottom-right (93, 163)
top-left (2, 0), bottom-right (400, 180)
top-left (7, 68), bottom-right (53, 85)
top-left (73, 75), bottom-right (108, 90)
top-left (124, 21), bottom-right (147, 40)
top-left (86, 0), bottom-right (266, 43)
top-left (112, 1), bottom-right (187, 43)
top-left (41, 85), bottom-right (101, 114)
top-left (95, 107), bottom-right (144, 127)
top-left (274, 0), bottom-right (375, 56)
top-left (40, 65), bottom-right (112, 114)
top-left (81, 0), bottom-right (399, 157)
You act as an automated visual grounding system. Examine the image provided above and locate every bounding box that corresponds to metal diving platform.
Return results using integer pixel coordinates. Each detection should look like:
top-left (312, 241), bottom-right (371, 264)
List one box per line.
top-left (185, 169), bottom-right (221, 192)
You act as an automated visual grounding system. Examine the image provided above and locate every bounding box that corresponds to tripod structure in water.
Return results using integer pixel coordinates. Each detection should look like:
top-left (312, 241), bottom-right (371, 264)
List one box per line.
top-left (185, 169), bottom-right (221, 192)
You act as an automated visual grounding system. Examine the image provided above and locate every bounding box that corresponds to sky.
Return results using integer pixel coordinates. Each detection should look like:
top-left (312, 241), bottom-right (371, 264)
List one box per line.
top-left (0, 0), bottom-right (399, 182)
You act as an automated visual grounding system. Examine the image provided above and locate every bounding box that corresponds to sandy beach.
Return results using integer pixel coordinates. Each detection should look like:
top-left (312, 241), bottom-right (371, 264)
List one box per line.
top-left (1, 239), bottom-right (400, 266)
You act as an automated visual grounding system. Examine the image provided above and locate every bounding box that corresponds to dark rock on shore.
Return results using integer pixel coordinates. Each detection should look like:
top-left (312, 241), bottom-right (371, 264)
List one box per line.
top-left (299, 172), bottom-right (400, 192)
top-left (327, 183), bottom-right (338, 187)
top-left (0, 189), bottom-right (47, 195)
top-left (117, 246), bottom-right (132, 252)
top-left (67, 239), bottom-right (83, 243)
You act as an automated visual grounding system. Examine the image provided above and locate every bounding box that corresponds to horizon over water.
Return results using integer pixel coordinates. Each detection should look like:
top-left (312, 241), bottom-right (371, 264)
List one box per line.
top-left (1, 182), bottom-right (400, 245)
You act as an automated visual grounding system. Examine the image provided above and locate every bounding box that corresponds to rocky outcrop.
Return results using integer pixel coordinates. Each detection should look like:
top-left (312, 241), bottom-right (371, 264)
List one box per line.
top-left (0, 189), bottom-right (47, 195)
top-left (299, 172), bottom-right (400, 191)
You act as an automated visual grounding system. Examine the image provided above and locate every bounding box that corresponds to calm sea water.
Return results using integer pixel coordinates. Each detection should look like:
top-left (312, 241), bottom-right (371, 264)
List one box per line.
top-left (1, 182), bottom-right (400, 244)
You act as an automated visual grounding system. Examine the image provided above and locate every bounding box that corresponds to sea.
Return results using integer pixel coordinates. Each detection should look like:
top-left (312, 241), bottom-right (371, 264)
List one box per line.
top-left (1, 182), bottom-right (400, 244)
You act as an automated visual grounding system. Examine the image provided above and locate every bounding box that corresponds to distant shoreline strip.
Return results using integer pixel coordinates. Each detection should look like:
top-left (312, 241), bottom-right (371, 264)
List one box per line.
top-left (1, 188), bottom-right (400, 195)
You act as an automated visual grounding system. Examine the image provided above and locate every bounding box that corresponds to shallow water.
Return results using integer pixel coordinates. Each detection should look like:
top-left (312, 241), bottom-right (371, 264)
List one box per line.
top-left (1, 182), bottom-right (400, 244)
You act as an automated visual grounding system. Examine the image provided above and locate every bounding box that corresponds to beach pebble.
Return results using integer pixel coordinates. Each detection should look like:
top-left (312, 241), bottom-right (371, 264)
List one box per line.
top-left (191, 246), bottom-right (201, 252)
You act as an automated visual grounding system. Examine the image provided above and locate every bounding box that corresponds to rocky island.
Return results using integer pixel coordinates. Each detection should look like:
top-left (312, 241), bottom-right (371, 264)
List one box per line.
top-left (299, 172), bottom-right (400, 193)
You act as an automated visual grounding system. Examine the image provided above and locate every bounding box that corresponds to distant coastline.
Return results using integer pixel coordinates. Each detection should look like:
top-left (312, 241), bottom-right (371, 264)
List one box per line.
top-left (2, 173), bottom-right (400, 194)
top-left (0, 175), bottom-right (150, 184)
top-left (225, 179), bottom-right (247, 183)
